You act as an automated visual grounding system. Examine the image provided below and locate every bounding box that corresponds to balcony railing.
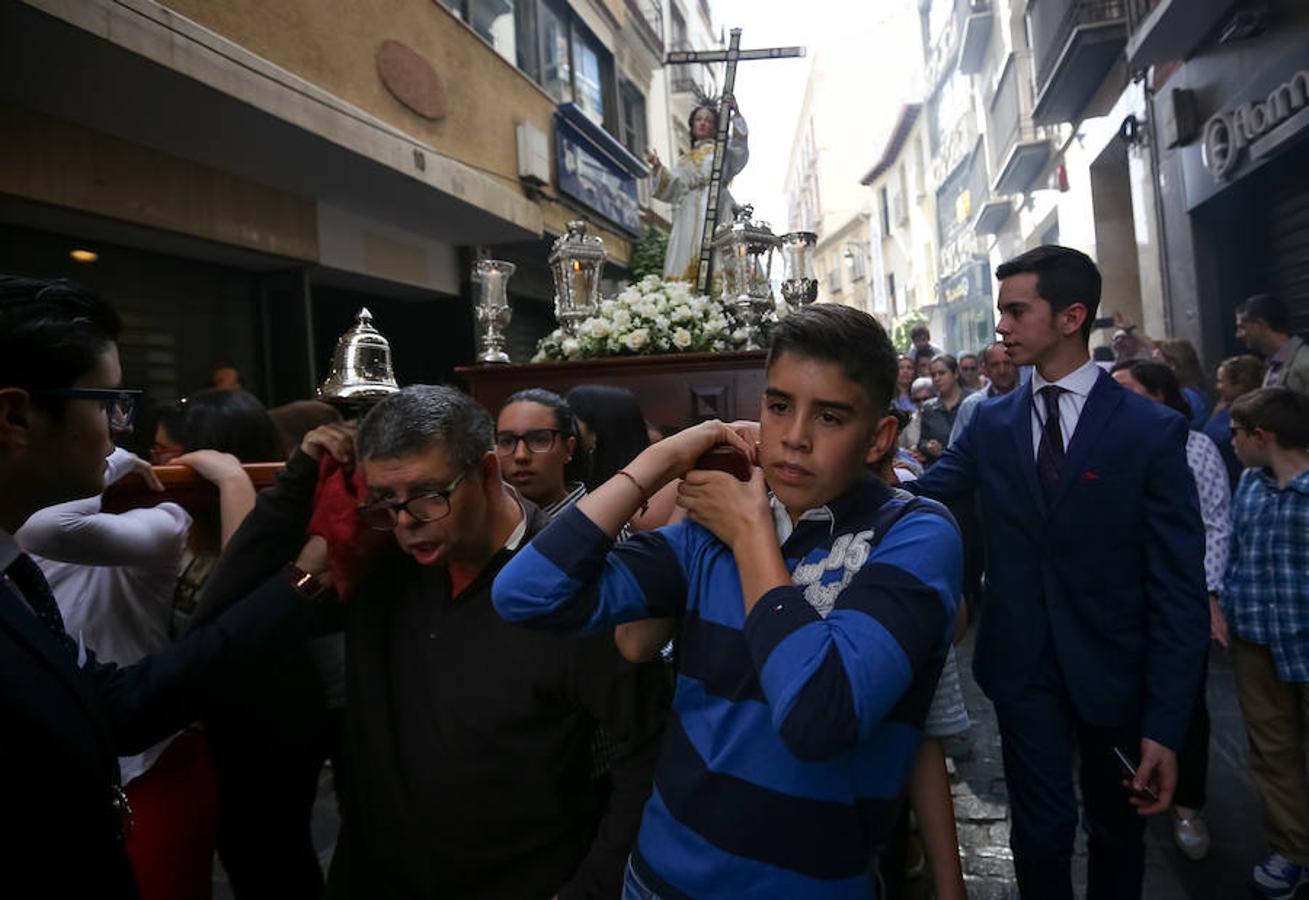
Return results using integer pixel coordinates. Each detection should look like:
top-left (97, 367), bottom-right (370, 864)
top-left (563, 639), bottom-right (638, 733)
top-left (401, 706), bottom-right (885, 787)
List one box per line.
top-left (1029, 0), bottom-right (1126, 123)
top-left (1124, 0), bottom-right (1236, 71)
top-left (626, 0), bottom-right (665, 56)
top-left (668, 39), bottom-right (717, 96)
top-left (1033, 0), bottom-right (1125, 88)
top-left (1124, 0), bottom-right (1160, 30)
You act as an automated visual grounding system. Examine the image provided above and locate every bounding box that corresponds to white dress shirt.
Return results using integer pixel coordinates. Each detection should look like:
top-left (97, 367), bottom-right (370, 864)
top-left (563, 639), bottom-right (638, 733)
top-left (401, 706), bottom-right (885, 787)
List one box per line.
top-left (1029, 358), bottom-right (1102, 459)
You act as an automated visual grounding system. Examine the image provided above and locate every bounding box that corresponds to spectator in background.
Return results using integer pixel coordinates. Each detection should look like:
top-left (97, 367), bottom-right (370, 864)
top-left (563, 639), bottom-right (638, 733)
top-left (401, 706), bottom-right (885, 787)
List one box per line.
top-left (566, 384), bottom-right (677, 531)
top-left (1237, 294), bottom-right (1309, 397)
top-left (915, 354), bottom-right (934, 379)
top-left (1154, 339), bottom-right (1210, 430)
top-left (268, 400), bottom-right (344, 459)
top-left (150, 402), bottom-right (187, 465)
top-left (906, 324), bottom-right (942, 363)
top-left (1220, 387), bottom-right (1309, 899)
top-left (957, 353), bottom-right (985, 392)
top-left (917, 355), bottom-right (973, 466)
top-left (210, 364), bottom-right (242, 391)
top-left (900, 376), bottom-right (938, 455)
top-left (1205, 355), bottom-right (1265, 491)
top-left (1112, 359), bottom-right (1231, 862)
top-left (950, 341), bottom-right (1020, 446)
top-left (895, 354), bottom-right (917, 412)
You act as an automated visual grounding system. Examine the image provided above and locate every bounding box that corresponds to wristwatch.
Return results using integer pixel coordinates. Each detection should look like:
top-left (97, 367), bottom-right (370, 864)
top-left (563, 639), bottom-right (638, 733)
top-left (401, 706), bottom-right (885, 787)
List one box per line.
top-left (287, 563), bottom-right (331, 601)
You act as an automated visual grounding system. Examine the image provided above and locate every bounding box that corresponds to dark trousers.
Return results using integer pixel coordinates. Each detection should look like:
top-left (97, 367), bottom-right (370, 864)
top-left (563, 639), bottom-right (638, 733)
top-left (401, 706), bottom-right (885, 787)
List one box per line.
top-left (992, 652), bottom-right (1146, 900)
top-left (1174, 658), bottom-right (1210, 810)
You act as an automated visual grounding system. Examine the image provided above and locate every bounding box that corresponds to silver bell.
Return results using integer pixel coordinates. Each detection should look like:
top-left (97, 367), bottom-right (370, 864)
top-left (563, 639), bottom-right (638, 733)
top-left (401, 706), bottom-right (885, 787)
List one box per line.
top-left (317, 307), bottom-right (400, 410)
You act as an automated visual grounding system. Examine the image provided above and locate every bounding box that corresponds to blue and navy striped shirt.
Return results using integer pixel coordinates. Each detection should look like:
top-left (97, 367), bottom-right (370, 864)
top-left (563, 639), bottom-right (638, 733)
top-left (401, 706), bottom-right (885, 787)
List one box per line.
top-left (493, 475), bottom-right (962, 898)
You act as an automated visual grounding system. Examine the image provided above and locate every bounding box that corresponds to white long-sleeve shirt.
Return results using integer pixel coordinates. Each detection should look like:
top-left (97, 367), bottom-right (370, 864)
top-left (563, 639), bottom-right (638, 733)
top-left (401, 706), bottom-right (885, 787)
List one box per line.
top-left (1185, 430), bottom-right (1231, 594)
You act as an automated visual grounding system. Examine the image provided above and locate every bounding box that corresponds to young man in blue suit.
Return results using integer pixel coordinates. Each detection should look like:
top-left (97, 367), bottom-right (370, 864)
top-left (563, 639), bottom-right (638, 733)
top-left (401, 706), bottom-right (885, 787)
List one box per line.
top-left (912, 246), bottom-right (1208, 899)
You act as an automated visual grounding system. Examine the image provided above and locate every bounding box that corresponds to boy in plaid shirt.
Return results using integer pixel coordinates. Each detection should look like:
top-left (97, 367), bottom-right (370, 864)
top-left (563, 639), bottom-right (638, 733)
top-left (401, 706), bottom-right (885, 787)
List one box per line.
top-left (1221, 387), bottom-right (1309, 900)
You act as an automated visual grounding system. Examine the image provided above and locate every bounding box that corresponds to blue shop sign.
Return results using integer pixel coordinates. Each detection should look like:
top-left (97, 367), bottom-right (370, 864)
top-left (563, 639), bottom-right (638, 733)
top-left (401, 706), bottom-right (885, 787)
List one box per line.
top-left (555, 103), bottom-right (646, 237)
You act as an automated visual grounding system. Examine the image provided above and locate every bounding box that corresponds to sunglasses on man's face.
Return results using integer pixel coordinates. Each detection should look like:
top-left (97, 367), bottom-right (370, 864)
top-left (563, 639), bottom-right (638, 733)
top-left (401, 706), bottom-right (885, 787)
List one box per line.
top-left (32, 388), bottom-right (142, 433)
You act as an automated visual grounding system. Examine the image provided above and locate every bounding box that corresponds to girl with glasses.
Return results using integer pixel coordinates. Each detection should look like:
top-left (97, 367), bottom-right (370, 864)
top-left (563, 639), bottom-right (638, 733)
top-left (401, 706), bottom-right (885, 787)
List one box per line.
top-left (495, 388), bottom-right (587, 516)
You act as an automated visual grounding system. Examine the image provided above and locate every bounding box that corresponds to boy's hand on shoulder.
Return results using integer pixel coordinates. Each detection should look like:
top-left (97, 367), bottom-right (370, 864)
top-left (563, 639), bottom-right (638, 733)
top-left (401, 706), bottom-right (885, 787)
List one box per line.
top-left (677, 464), bottom-right (771, 549)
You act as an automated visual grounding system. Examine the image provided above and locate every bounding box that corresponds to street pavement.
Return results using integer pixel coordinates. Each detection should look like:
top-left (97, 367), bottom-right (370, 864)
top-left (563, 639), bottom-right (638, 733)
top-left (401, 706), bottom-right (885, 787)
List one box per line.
top-left (218, 634), bottom-right (1279, 899)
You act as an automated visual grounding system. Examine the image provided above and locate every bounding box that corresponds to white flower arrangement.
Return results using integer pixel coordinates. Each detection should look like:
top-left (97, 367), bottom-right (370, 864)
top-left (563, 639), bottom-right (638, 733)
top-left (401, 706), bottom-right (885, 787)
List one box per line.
top-left (533, 275), bottom-right (786, 362)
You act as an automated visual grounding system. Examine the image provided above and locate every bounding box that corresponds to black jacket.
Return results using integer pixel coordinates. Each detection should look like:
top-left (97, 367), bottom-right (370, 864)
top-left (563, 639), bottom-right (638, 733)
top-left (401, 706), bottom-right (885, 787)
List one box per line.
top-left (0, 558), bottom-right (317, 898)
top-left (197, 452), bottom-right (670, 899)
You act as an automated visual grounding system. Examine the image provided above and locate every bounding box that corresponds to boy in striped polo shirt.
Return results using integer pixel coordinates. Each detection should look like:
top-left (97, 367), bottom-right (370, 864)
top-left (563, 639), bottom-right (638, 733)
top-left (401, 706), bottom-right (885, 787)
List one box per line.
top-left (494, 304), bottom-right (962, 898)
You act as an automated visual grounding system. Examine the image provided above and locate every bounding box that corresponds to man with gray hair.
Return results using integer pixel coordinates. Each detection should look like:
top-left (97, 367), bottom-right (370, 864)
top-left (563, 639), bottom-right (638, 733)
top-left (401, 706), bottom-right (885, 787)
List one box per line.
top-left (949, 341), bottom-right (1021, 446)
top-left (198, 384), bottom-right (669, 899)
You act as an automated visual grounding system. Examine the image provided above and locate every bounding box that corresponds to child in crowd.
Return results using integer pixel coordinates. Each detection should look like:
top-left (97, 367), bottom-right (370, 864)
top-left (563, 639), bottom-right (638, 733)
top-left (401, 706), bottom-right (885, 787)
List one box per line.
top-left (494, 304), bottom-right (962, 898)
top-left (1220, 387), bottom-right (1309, 900)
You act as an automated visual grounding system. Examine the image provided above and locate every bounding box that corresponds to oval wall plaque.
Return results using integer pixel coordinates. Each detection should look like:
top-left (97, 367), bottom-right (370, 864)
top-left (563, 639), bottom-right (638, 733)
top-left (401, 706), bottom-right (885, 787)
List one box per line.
top-left (376, 39), bottom-right (446, 121)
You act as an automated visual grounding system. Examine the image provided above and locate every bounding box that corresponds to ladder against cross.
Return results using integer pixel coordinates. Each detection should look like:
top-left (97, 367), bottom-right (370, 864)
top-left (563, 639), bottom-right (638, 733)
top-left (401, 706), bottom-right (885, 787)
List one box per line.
top-left (665, 28), bottom-right (805, 294)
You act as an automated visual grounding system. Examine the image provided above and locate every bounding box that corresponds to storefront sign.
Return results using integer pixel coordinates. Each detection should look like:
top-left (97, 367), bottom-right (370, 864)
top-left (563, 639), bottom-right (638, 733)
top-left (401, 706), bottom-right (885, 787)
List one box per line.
top-left (554, 115), bottom-right (642, 237)
top-left (1202, 68), bottom-right (1309, 179)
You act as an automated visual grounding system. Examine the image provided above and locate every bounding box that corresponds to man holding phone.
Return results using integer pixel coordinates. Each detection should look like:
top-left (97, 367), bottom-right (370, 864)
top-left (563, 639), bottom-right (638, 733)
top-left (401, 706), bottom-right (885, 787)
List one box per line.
top-left (911, 246), bottom-right (1207, 899)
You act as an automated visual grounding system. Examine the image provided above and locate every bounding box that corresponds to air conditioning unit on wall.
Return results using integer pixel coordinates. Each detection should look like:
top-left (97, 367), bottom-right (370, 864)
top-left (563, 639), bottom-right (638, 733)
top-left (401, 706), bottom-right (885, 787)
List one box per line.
top-left (516, 121), bottom-right (550, 187)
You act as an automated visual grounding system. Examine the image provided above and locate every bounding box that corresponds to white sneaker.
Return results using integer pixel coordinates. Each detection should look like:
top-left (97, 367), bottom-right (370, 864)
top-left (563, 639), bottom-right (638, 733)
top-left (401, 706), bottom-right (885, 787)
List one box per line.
top-left (1172, 809), bottom-right (1210, 861)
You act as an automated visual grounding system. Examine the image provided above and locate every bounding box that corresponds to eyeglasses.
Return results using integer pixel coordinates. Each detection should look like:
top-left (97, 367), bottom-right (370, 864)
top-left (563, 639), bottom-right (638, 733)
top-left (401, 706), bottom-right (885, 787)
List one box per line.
top-left (32, 388), bottom-right (142, 432)
top-left (494, 429), bottom-right (561, 454)
top-left (357, 469), bottom-right (470, 531)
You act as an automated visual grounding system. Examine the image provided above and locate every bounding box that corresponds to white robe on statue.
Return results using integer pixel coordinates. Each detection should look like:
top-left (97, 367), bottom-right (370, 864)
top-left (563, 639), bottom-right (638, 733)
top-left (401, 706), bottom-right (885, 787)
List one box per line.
top-left (653, 114), bottom-right (749, 284)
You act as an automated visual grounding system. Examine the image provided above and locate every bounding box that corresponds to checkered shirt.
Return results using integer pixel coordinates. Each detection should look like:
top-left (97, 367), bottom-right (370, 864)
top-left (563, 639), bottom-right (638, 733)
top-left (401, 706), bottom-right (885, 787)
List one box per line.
top-left (1222, 467), bottom-right (1309, 682)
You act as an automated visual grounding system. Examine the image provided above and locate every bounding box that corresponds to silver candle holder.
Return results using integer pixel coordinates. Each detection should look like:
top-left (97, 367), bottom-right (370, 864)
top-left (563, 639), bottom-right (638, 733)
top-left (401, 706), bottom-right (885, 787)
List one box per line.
top-left (779, 231), bottom-right (819, 307)
top-left (472, 259), bottom-right (515, 364)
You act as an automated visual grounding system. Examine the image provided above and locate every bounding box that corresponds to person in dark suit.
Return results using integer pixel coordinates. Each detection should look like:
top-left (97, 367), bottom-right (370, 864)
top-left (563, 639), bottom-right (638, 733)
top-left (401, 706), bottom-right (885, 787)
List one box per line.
top-left (0, 276), bottom-right (331, 898)
top-left (911, 246), bottom-right (1208, 899)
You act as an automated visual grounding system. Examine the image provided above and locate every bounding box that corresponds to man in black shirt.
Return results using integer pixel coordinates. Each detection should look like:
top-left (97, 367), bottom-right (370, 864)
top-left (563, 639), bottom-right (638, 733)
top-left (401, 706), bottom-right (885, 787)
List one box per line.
top-left (199, 385), bottom-right (669, 899)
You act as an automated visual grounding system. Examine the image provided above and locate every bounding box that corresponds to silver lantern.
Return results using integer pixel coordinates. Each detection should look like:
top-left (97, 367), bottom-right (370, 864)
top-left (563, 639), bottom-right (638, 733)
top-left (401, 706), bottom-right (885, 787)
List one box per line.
top-left (779, 231), bottom-right (819, 307)
top-left (473, 259), bottom-right (515, 364)
top-left (317, 307), bottom-right (400, 411)
top-left (711, 204), bottom-right (779, 347)
top-left (548, 221), bottom-right (606, 336)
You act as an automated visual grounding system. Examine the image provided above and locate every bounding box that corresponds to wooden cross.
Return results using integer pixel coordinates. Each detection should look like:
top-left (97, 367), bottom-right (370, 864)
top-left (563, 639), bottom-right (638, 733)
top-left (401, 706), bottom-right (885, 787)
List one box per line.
top-left (666, 28), bottom-right (805, 293)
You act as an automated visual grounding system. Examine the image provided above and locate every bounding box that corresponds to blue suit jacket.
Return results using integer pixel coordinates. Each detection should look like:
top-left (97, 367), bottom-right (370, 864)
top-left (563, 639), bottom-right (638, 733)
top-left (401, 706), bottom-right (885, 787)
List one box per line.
top-left (913, 369), bottom-right (1208, 750)
top-left (0, 565), bottom-right (314, 896)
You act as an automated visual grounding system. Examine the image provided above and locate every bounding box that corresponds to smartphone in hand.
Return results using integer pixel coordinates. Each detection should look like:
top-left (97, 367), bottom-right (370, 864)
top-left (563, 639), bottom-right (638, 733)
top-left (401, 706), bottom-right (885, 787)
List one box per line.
top-left (1113, 746), bottom-right (1159, 801)
top-left (692, 445), bottom-right (752, 481)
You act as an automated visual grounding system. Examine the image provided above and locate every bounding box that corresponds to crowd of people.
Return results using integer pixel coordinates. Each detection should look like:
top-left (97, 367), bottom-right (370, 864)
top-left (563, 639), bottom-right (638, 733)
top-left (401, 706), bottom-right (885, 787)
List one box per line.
top-left (0, 252), bottom-right (1306, 900)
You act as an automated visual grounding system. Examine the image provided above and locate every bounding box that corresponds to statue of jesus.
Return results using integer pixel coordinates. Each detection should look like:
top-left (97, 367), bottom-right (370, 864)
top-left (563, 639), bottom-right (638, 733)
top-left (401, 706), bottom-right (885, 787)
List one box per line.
top-left (645, 94), bottom-right (749, 285)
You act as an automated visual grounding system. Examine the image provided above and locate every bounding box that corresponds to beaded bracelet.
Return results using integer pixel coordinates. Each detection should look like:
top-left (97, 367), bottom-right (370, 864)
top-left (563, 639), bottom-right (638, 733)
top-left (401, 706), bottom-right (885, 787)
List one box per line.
top-left (615, 468), bottom-right (650, 516)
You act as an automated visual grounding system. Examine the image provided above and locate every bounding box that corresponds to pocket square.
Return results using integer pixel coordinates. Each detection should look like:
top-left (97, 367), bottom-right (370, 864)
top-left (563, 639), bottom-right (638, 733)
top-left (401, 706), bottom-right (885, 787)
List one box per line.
top-left (1082, 470), bottom-right (1100, 481)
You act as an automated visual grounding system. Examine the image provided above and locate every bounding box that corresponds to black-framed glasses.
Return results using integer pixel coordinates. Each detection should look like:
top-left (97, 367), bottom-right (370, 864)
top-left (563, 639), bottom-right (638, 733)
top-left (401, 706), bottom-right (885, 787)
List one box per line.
top-left (32, 388), bottom-right (142, 432)
top-left (494, 428), bottom-right (561, 454)
top-left (357, 469), bottom-right (470, 531)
